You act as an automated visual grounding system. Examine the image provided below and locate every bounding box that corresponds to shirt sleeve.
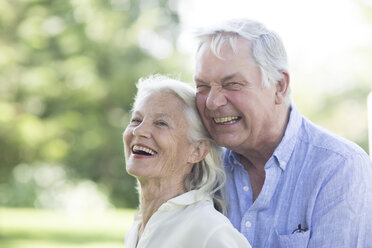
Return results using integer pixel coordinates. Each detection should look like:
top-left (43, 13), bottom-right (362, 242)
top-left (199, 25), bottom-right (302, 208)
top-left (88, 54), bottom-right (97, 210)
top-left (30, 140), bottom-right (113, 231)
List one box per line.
top-left (204, 224), bottom-right (252, 248)
top-left (308, 153), bottom-right (372, 248)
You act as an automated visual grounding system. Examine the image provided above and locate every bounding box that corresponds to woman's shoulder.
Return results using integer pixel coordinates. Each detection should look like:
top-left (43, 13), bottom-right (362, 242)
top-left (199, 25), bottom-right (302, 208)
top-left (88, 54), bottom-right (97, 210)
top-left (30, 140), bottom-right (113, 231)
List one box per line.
top-left (182, 197), bottom-right (235, 232)
top-left (181, 200), bottom-right (251, 247)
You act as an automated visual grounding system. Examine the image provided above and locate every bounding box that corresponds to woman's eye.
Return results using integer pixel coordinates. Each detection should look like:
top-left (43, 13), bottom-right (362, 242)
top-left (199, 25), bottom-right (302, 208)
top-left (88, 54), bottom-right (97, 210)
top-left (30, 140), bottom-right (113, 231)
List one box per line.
top-left (155, 120), bottom-right (168, 127)
top-left (130, 118), bottom-right (141, 124)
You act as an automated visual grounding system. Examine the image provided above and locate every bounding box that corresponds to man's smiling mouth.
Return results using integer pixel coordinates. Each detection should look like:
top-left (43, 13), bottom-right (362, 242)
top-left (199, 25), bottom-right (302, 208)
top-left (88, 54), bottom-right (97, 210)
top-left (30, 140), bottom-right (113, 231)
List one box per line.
top-left (213, 116), bottom-right (241, 125)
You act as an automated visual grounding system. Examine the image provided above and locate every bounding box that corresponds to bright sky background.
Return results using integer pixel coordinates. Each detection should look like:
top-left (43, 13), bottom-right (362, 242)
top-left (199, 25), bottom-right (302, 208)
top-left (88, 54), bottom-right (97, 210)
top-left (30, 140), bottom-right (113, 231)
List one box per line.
top-left (176, 0), bottom-right (372, 92)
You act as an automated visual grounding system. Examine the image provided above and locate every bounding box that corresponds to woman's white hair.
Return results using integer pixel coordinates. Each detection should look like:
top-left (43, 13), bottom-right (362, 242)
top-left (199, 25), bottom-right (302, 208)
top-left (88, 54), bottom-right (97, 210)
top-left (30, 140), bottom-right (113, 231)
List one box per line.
top-left (132, 74), bottom-right (226, 214)
top-left (195, 18), bottom-right (291, 104)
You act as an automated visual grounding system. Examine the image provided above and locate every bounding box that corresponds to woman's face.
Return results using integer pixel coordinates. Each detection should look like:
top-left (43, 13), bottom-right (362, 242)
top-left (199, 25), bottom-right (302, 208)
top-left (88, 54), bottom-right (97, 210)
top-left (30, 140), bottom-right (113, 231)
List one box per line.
top-left (123, 92), bottom-right (195, 182)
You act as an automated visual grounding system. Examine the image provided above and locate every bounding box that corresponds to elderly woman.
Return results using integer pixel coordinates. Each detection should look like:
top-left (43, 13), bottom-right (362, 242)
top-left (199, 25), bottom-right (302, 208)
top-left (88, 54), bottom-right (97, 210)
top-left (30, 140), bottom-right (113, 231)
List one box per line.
top-left (124, 75), bottom-right (251, 248)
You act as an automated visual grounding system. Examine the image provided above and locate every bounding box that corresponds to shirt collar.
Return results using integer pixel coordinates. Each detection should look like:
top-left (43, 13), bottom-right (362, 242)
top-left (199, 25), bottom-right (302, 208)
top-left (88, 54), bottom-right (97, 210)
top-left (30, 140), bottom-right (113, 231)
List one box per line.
top-left (166, 190), bottom-right (211, 206)
top-left (272, 104), bottom-right (302, 171)
top-left (134, 190), bottom-right (211, 221)
top-left (225, 149), bottom-right (243, 172)
top-left (226, 104), bottom-right (302, 171)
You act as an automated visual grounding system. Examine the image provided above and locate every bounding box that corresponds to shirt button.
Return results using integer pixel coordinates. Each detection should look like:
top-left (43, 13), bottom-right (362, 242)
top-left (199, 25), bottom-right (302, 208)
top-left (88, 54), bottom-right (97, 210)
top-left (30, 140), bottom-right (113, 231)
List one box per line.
top-left (245, 221), bottom-right (252, 228)
top-left (233, 160), bottom-right (237, 165)
top-left (243, 186), bottom-right (249, 192)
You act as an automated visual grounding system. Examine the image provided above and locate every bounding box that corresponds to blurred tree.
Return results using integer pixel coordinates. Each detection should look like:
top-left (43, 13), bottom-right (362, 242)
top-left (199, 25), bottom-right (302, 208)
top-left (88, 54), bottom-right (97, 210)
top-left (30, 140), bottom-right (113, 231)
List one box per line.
top-left (1, 0), bottom-right (371, 210)
top-left (0, 0), bottom-right (191, 208)
top-left (293, 0), bottom-right (372, 154)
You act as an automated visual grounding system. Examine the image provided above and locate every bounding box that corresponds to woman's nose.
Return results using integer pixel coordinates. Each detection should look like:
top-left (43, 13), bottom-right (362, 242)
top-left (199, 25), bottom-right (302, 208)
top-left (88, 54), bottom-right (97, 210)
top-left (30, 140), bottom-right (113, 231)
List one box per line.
top-left (132, 121), bottom-right (151, 138)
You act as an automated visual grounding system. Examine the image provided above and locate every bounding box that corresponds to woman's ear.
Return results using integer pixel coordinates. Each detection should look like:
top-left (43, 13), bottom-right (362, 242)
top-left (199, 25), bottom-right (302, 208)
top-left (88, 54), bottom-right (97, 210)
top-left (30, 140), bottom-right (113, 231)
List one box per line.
top-left (275, 71), bottom-right (290, 104)
top-left (188, 140), bottom-right (211, 164)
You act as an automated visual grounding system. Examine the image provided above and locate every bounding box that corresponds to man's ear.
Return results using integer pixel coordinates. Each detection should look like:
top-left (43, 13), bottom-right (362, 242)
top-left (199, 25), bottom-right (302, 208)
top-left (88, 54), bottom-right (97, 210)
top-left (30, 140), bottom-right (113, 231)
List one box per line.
top-left (275, 71), bottom-right (290, 104)
top-left (188, 140), bottom-right (211, 164)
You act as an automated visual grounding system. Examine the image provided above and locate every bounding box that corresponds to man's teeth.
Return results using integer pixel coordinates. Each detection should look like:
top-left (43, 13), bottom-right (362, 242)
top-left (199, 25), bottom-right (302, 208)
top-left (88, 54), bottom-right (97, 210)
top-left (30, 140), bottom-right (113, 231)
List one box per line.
top-left (214, 116), bottom-right (239, 124)
top-left (132, 145), bottom-right (156, 155)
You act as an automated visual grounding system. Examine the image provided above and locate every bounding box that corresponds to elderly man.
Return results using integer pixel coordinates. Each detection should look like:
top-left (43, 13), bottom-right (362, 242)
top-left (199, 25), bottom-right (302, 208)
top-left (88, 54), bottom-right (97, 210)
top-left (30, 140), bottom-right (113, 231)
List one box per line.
top-left (194, 18), bottom-right (372, 247)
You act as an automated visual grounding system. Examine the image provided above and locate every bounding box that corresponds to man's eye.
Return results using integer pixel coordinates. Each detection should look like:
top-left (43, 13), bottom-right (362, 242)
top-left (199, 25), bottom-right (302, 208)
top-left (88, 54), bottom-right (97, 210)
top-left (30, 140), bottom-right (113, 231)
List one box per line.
top-left (196, 85), bottom-right (210, 93)
top-left (224, 82), bottom-right (242, 90)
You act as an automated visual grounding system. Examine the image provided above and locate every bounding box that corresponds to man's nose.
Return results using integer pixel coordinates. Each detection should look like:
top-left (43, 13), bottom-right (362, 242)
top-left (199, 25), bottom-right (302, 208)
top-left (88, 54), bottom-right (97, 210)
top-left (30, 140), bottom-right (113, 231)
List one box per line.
top-left (206, 86), bottom-right (227, 110)
top-left (132, 121), bottom-right (151, 138)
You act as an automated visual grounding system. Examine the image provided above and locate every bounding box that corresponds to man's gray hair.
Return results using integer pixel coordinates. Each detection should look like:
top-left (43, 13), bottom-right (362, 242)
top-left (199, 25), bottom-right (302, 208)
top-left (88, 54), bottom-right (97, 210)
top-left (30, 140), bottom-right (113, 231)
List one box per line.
top-left (132, 74), bottom-right (226, 214)
top-left (195, 18), bottom-right (291, 103)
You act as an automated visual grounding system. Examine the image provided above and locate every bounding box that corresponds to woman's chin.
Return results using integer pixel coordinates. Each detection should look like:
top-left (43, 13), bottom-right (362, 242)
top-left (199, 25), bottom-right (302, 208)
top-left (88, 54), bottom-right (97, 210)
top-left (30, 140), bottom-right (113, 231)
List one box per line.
top-left (126, 166), bottom-right (151, 179)
top-left (126, 166), bottom-right (142, 177)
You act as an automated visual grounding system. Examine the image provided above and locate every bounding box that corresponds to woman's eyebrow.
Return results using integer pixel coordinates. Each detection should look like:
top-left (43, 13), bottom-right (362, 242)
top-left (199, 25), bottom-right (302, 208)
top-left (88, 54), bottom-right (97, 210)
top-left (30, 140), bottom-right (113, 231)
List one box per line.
top-left (153, 113), bottom-right (172, 120)
top-left (131, 111), bottom-right (142, 117)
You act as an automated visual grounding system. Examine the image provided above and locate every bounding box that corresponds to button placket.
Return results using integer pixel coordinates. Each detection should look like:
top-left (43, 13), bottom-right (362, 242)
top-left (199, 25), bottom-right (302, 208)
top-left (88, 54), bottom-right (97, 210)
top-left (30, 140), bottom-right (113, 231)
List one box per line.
top-left (242, 209), bottom-right (256, 240)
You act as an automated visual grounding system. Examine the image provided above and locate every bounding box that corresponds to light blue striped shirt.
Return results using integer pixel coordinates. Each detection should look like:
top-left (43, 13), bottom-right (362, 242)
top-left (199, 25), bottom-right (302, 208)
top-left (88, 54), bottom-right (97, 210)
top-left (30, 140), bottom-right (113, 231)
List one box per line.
top-left (224, 105), bottom-right (372, 248)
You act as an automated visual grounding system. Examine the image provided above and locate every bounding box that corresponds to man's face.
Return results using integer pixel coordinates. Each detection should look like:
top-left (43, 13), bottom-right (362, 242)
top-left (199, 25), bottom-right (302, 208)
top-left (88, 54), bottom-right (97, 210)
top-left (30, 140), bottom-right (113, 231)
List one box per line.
top-left (194, 38), bottom-right (278, 152)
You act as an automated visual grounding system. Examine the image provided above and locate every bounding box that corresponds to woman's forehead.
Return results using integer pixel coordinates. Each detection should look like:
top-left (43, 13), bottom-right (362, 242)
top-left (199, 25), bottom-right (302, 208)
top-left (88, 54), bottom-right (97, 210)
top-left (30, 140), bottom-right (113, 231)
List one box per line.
top-left (133, 92), bottom-right (185, 117)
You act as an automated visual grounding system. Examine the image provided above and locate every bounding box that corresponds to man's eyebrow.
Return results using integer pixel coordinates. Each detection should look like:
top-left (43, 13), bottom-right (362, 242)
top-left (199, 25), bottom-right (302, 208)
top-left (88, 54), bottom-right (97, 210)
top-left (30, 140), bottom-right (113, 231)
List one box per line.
top-left (194, 73), bottom-right (242, 84)
top-left (193, 77), bottom-right (206, 83)
top-left (221, 73), bottom-right (241, 83)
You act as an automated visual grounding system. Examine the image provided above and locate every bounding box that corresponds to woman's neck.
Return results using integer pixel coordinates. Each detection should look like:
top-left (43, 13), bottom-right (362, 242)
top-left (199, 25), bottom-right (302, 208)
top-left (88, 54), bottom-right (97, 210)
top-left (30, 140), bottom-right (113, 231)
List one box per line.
top-left (138, 179), bottom-right (186, 228)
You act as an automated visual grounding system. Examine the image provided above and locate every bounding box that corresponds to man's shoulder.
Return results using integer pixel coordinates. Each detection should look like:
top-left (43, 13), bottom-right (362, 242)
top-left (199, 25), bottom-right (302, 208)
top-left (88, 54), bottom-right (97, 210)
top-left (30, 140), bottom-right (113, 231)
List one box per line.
top-left (286, 113), bottom-right (372, 182)
top-left (298, 116), bottom-right (368, 160)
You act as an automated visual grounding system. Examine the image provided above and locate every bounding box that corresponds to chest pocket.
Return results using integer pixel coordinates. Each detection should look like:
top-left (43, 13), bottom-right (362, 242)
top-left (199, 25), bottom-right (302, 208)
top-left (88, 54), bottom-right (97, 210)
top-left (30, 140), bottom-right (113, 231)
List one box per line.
top-left (274, 229), bottom-right (310, 248)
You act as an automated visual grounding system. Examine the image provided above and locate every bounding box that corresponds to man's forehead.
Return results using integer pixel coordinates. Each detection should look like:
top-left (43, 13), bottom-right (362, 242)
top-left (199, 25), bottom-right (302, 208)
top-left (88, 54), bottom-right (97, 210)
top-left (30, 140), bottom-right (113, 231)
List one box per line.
top-left (197, 37), bottom-right (252, 57)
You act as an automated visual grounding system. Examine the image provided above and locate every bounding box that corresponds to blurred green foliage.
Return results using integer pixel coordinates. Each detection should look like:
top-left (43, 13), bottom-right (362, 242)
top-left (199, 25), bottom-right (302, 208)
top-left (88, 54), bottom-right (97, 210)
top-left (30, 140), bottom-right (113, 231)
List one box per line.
top-left (0, 0), bottom-right (191, 209)
top-left (1, 0), bottom-right (371, 211)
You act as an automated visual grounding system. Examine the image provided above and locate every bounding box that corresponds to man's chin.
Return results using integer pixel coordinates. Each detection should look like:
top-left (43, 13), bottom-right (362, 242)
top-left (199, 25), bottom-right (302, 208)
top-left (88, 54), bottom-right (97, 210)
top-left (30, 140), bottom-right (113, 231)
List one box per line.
top-left (212, 135), bottom-right (241, 149)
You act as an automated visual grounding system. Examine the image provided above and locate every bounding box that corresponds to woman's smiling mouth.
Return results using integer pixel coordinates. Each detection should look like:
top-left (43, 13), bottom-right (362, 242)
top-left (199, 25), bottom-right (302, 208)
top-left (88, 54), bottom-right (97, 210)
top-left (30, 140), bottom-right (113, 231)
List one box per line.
top-left (131, 145), bottom-right (157, 156)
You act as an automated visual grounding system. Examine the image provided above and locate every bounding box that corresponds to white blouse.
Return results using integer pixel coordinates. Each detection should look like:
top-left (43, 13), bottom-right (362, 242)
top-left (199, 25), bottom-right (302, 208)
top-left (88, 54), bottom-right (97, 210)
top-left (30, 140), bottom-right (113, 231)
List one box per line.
top-left (125, 190), bottom-right (251, 248)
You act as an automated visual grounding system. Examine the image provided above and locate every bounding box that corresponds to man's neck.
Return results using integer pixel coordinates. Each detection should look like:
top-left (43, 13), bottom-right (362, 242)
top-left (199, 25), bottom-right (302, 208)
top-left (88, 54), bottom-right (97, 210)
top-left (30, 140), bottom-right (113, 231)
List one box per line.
top-left (233, 105), bottom-right (290, 201)
top-left (236, 105), bottom-right (290, 170)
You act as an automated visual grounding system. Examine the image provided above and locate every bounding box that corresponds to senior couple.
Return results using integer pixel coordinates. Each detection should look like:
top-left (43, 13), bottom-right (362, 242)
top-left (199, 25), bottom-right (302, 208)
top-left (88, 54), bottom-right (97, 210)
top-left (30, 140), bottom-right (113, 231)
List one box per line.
top-left (124, 19), bottom-right (372, 248)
